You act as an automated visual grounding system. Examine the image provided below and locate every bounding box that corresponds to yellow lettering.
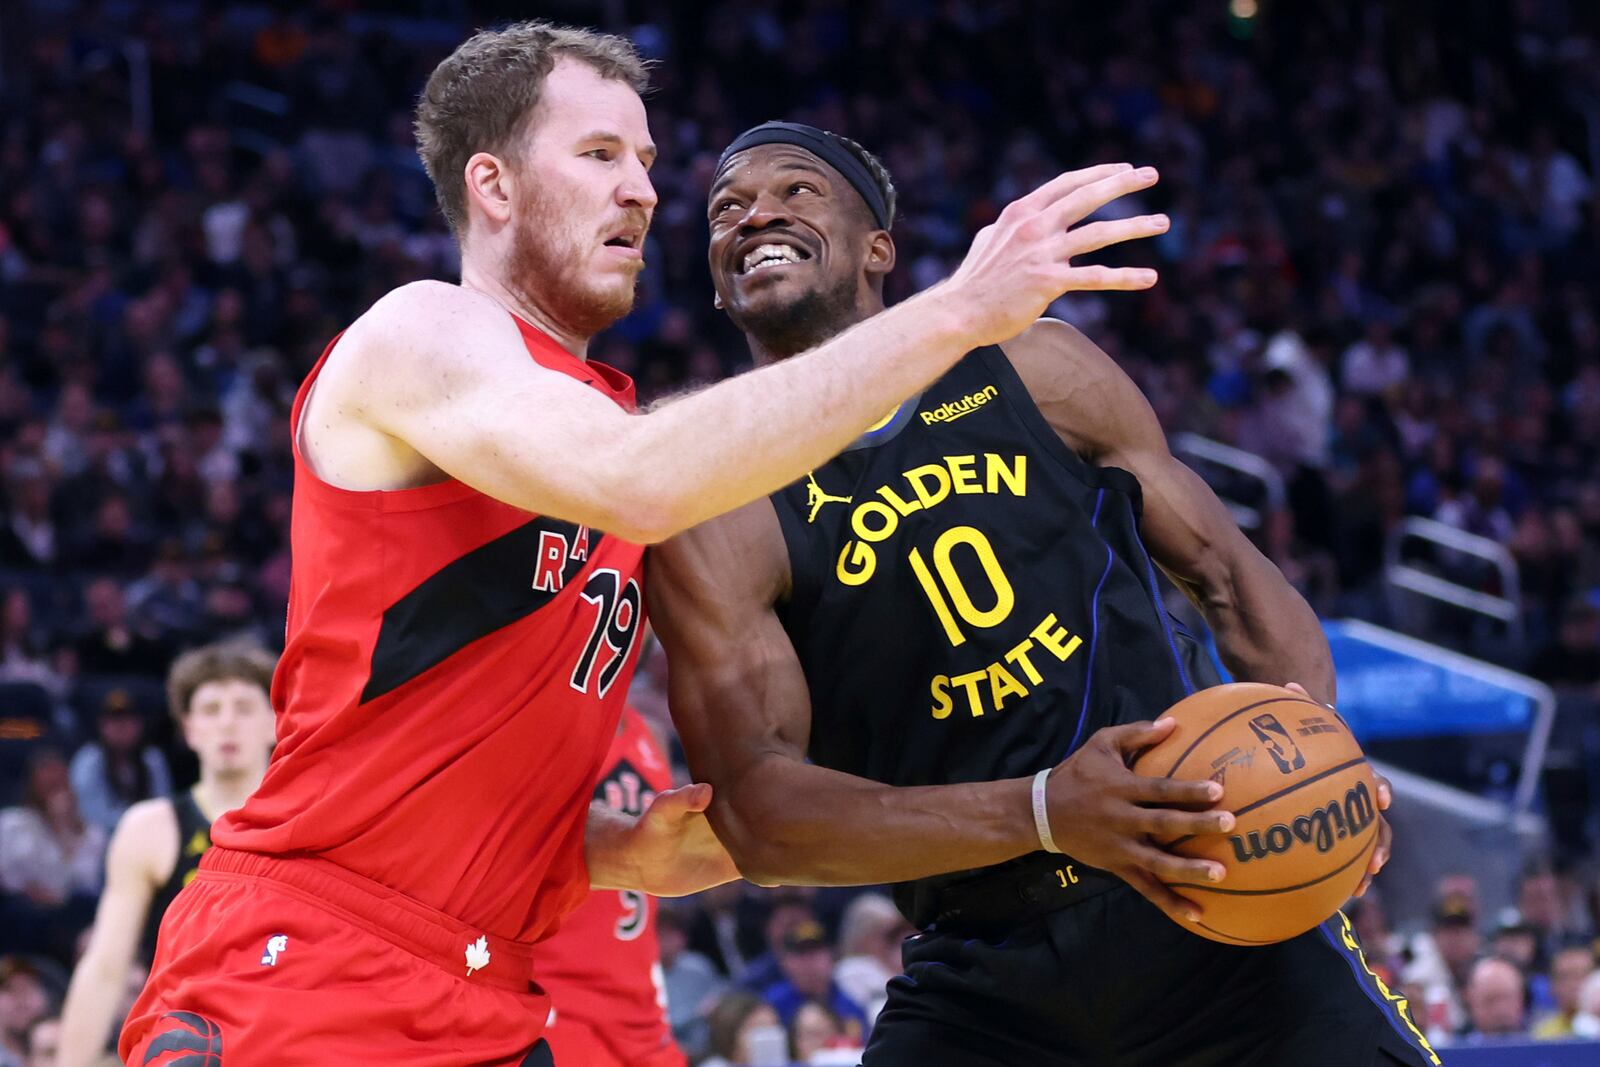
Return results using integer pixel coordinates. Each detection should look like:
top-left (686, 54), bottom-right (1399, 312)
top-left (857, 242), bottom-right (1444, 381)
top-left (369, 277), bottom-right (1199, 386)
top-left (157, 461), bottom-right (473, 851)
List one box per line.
top-left (908, 546), bottom-right (965, 646)
top-left (876, 484), bottom-right (921, 517)
top-left (988, 661), bottom-right (1028, 711)
top-left (1056, 865), bottom-right (1079, 887)
top-left (852, 501), bottom-right (899, 543)
top-left (930, 675), bottom-right (954, 720)
top-left (952, 669), bottom-right (987, 717)
top-left (836, 541), bottom-right (876, 586)
top-left (1004, 637), bottom-right (1044, 684)
top-left (905, 463), bottom-right (952, 509)
top-left (946, 454), bottom-right (981, 494)
top-left (1031, 613), bottom-right (1083, 661)
top-left (986, 453), bottom-right (1027, 496)
top-left (935, 527), bottom-right (1014, 629)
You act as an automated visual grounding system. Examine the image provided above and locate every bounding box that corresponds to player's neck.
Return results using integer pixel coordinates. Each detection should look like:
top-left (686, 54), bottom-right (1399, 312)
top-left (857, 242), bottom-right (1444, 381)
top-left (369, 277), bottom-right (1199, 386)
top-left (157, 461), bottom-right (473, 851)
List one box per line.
top-left (460, 262), bottom-right (591, 360)
top-left (194, 766), bottom-right (265, 819)
top-left (747, 295), bottom-right (886, 367)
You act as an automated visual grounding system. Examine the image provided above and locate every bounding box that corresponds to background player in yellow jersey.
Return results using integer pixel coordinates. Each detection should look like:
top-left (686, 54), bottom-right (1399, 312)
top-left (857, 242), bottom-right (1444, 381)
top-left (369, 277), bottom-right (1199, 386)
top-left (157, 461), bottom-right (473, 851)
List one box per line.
top-left (57, 642), bottom-right (276, 1067)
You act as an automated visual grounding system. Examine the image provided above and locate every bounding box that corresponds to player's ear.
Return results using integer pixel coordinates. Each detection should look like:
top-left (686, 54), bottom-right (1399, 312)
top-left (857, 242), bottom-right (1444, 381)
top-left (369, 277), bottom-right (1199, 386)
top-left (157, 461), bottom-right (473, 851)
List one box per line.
top-left (864, 230), bottom-right (896, 280)
top-left (713, 291), bottom-right (724, 310)
top-left (463, 151), bottom-right (515, 227)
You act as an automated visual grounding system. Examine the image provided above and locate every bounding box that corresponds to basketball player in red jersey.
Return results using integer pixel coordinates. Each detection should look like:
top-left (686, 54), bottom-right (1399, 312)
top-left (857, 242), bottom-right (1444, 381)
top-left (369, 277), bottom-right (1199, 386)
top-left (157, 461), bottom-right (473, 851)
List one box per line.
top-left (533, 703), bottom-right (687, 1067)
top-left (121, 17), bottom-right (1171, 1064)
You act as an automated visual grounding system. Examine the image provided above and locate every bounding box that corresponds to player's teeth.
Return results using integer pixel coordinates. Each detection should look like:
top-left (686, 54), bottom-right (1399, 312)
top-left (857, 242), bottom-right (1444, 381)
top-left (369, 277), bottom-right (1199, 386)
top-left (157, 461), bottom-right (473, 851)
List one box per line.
top-left (743, 244), bottom-right (802, 272)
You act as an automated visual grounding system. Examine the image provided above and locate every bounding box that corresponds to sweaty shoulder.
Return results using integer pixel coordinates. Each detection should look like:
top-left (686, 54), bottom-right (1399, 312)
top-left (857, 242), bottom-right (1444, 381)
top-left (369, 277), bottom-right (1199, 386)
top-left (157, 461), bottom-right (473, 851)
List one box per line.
top-left (109, 796), bottom-right (180, 886)
top-left (648, 498), bottom-right (790, 612)
top-left (997, 317), bottom-right (1165, 462)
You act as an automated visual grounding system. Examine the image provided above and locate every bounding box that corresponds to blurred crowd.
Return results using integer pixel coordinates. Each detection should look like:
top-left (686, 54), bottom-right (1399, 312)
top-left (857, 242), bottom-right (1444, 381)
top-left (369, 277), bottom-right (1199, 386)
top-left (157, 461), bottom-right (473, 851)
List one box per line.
top-left (2, 0), bottom-right (1600, 1062)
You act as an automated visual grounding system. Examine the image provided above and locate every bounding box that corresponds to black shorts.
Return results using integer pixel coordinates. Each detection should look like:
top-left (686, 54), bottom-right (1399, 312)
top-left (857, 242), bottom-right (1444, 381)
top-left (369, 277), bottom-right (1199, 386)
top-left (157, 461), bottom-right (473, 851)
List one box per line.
top-left (865, 873), bottom-right (1441, 1067)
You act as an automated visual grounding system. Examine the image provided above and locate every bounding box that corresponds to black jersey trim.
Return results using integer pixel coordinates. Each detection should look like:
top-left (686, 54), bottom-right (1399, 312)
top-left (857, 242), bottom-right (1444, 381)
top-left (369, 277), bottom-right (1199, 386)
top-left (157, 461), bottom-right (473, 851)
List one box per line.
top-left (360, 517), bottom-right (603, 703)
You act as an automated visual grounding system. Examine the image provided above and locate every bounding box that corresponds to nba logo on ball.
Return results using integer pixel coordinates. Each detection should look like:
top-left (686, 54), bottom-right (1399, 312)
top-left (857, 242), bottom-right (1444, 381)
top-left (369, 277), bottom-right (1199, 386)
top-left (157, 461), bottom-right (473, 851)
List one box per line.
top-left (1132, 683), bottom-right (1381, 945)
top-left (1247, 713), bottom-right (1305, 774)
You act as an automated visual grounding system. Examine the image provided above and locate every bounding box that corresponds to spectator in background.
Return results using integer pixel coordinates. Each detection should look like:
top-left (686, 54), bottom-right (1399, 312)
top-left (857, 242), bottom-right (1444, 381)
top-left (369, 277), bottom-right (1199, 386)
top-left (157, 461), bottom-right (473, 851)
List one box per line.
top-left (0, 751), bottom-right (105, 959)
top-left (22, 1016), bottom-right (57, 1067)
top-left (832, 893), bottom-right (909, 1025)
top-left (1532, 944), bottom-right (1597, 1040)
top-left (1403, 891), bottom-right (1480, 1043)
top-left (757, 920), bottom-right (866, 1041)
top-left (1461, 956), bottom-right (1529, 1042)
top-left (658, 905), bottom-right (726, 1061)
top-left (68, 689), bottom-right (172, 834)
top-left (738, 891), bottom-right (821, 993)
top-left (1572, 970), bottom-right (1600, 1038)
top-left (1529, 600), bottom-right (1600, 690)
top-left (71, 579), bottom-right (170, 678)
top-left (791, 999), bottom-right (861, 1064)
top-left (0, 959), bottom-right (55, 1067)
top-left (701, 991), bottom-right (787, 1067)
top-left (1341, 317), bottom-right (1410, 397)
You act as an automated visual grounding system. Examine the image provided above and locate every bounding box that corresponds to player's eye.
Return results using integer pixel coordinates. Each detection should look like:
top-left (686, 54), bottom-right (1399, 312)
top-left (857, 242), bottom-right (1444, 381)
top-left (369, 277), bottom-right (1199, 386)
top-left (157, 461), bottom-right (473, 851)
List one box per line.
top-left (789, 182), bottom-right (817, 196)
top-left (585, 149), bottom-right (614, 162)
top-left (711, 199), bottom-right (740, 217)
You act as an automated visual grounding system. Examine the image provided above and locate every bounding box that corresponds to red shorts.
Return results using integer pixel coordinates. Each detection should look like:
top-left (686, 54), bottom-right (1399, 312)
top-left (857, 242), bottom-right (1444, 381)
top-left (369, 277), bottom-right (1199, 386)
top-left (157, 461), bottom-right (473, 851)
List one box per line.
top-left (122, 847), bottom-right (551, 1067)
top-left (542, 1010), bottom-right (688, 1067)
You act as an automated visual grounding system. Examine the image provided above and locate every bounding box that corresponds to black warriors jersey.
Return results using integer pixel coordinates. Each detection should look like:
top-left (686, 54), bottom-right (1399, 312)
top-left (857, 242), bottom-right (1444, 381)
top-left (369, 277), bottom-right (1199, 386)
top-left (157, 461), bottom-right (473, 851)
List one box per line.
top-left (771, 345), bottom-right (1221, 794)
top-left (141, 789), bottom-right (212, 961)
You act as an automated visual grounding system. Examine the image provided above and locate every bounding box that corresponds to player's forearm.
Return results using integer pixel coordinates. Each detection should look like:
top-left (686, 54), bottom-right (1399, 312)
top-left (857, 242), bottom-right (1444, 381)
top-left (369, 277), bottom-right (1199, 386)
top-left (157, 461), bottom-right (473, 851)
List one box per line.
top-left (617, 287), bottom-right (972, 541)
top-left (58, 955), bottom-right (128, 1067)
top-left (1202, 553), bottom-right (1335, 705)
top-left (714, 756), bottom-right (1037, 886)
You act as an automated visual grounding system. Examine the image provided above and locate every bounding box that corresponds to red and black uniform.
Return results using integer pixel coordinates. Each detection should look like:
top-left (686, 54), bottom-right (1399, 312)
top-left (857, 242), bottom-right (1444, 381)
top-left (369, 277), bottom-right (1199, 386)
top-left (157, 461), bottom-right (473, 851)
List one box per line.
top-left (123, 315), bottom-right (646, 1067)
top-left (534, 707), bottom-right (688, 1067)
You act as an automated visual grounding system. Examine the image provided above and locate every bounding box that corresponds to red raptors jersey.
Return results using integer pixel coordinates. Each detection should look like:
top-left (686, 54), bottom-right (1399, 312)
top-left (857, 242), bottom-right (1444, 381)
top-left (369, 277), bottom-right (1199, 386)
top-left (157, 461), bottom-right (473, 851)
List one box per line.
top-left (213, 313), bottom-right (645, 944)
top-left (531, 707), bottom-right (684, 1066)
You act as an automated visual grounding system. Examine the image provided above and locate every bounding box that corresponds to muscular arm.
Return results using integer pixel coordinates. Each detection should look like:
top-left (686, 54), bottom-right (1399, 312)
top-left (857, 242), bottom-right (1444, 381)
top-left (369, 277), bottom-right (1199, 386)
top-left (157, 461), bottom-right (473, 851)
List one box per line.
top-left (323, 280), bottom-right (976, 544)
top-left (1000, 319), bottom-right (1335, 703)
top-left (315, 164), bottom-right (1166, 544)
top-left (58, 800), bottom-right (170, 1067)
top-left (651, 501), bottom-right (1050, 887)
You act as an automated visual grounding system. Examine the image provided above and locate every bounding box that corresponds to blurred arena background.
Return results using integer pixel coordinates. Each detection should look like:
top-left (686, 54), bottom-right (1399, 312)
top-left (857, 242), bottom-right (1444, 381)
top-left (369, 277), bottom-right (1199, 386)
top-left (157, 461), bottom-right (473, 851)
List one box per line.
top-left (1, 0), bottom-right (1599, 1063)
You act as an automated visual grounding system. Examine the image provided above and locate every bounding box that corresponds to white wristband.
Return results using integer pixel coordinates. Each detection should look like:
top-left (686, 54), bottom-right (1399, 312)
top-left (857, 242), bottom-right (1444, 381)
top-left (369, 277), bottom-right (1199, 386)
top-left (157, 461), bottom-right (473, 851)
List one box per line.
top-left (1031, 768), bottom-right (1061, 854)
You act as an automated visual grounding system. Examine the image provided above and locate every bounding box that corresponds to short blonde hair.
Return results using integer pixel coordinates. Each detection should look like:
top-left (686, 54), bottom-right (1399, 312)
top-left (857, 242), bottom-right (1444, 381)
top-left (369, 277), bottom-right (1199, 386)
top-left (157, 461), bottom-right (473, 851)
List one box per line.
top-left (414, 20), bottom-right (650, 237)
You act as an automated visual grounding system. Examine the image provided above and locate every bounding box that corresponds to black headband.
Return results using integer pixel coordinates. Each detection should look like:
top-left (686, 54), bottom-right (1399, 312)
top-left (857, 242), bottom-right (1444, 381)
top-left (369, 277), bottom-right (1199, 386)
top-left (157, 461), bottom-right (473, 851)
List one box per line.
top-left (715, 121), bottom-right (891, 230)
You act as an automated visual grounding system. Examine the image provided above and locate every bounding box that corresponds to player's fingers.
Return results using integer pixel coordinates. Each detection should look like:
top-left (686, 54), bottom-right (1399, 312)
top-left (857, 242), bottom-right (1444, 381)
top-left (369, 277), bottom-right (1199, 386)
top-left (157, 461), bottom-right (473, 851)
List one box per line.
top-left (1122, 867), bottom-right (1203, 925)
top-left (1045, 166), bottom-right (1159, 231)
top-left (1130, 804), bottom-right (1235, 841)
top-left (1127, 842), bottom-right (1225, 886)
top-left (1126, 773), bottom-right (1226, 809)
top-left (1008, 163), bottom-right (1133, 217)
top-left (1103, 716), bottom-right (1176, 757)
top-left (1060, 214), bottom-right (1169, 258)
top-left (1374, 773), bottom-right (1393, 811)
top-left (1368, 817), bottom-right (1392, 876)
top-left (646, 782), bottom-right (714, 820)
top-left (1285, 681), bottom-right (1311, 698)
top-left (1057, 264), bottom-right (1159, 292)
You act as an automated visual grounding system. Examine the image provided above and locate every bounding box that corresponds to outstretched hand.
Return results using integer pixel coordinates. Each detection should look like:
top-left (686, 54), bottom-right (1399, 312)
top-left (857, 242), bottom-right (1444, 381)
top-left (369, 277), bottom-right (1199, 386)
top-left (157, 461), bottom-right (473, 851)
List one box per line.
top-left (1044, 717), bottom-right (1233, 928)
top-left (944, 163), bottom-right (1168, 349)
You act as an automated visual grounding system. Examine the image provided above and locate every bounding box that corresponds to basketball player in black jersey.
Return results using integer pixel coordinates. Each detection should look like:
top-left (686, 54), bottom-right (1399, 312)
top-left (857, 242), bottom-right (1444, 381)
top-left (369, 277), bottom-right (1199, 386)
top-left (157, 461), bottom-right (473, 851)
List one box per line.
top-left (57, 642), bottom-right (277, 1067)
top-left (649, 122), bottom-right (1437, 1067)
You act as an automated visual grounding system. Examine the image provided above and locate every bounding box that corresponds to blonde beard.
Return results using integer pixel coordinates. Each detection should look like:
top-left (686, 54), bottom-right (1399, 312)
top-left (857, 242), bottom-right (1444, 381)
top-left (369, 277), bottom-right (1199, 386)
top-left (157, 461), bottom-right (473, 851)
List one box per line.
top-left (506, 202), bottom-right (638, 339)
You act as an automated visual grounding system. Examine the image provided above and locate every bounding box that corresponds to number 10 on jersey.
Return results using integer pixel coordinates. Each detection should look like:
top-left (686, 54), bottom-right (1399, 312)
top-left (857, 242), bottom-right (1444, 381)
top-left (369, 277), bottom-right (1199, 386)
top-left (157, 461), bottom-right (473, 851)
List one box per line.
top-left (908, 526), bottom-right (1016, 646)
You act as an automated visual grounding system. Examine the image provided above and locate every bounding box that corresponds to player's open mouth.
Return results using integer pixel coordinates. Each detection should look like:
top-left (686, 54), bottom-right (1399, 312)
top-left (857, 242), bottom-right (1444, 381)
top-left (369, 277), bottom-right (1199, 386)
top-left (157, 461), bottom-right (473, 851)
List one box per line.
top-left (737, 241), bottom-right (812, 274)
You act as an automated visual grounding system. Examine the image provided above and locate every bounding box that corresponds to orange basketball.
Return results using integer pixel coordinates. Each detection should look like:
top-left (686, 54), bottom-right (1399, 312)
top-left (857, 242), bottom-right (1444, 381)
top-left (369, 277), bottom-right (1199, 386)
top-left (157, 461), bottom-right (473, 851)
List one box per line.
top-left (1129, 682), bottom-right (1379, 946)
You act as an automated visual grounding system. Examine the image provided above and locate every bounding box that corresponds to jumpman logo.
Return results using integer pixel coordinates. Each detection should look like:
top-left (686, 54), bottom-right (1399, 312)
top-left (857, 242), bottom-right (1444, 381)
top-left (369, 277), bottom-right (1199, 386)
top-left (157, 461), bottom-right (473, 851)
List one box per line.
top-left (805, 473), bottom-right (852, 523)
